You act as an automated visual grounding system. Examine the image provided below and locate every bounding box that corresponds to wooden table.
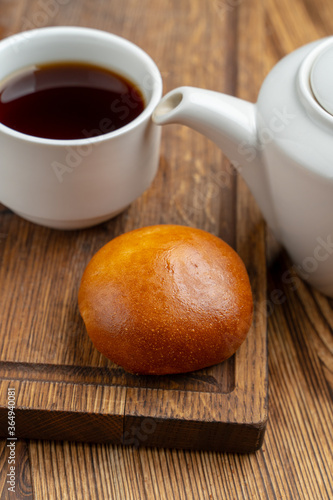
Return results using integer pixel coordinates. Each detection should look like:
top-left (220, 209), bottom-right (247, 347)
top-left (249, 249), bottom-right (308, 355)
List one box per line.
top-left (0, 0), bottom-right (332, 498)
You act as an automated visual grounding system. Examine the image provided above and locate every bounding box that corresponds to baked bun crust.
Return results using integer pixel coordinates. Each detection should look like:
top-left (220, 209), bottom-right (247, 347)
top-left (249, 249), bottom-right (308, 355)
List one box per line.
top-left (78, 225), bottom-right (253, 375)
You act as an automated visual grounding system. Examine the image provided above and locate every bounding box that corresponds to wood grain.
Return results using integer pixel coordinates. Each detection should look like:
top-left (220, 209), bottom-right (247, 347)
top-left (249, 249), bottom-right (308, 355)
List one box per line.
top-left (0, 0), bottom-right (332, 499)
top-left (0, 0), bottom-right (267, 454)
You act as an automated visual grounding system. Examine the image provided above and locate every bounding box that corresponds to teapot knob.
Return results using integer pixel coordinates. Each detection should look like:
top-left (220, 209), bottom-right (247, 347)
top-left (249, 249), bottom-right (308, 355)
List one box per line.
top-left (298, 38), bottom-right (333, 127)
top-left (310, 44), bottom-right (333, 116)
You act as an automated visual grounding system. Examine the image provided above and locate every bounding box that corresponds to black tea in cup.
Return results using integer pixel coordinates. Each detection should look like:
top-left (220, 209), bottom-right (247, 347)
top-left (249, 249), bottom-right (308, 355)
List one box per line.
top-left (0, 61), bottom-right (145, 140)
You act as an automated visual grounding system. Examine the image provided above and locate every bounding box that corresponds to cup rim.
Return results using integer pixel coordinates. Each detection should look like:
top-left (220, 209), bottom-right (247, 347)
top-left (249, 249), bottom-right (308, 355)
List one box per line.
top-left (0, 26), bottom-right (163, 145)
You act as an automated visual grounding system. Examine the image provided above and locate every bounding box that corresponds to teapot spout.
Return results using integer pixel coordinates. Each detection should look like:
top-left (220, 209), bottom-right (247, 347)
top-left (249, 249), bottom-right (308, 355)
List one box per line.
top-left (153, 86), bottom-right (258, 166)
top-left (153, 87), bottom-right (276, 230)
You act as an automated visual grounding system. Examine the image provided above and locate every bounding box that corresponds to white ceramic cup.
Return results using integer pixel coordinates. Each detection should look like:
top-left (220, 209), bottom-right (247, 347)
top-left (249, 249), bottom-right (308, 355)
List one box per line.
top-left (0, 26), bottom-right (162, 229)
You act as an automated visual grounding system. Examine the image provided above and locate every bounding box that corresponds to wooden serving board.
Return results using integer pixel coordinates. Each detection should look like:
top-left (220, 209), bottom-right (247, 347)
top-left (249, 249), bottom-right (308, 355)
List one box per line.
top-left (0, 198), bottom-right (267, 452)
top-left (0, 1), bottom-right (267, 453)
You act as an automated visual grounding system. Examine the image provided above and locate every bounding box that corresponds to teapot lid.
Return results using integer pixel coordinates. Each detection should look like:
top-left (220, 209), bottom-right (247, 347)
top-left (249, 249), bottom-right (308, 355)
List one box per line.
top-left (297, 38), bottom-right (333, 128)
top-left (311, 44), bottom-right (333, 116)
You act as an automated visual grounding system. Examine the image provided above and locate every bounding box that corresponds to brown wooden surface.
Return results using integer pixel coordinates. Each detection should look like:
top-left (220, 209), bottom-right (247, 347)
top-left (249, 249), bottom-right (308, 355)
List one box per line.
top-left (0, 0), bottom-right (268, 454)
top-left (0, 0), bottom-right (332, 499)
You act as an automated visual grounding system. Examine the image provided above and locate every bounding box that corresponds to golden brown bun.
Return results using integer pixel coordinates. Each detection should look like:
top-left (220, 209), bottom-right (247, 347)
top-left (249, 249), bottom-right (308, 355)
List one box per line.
top-left (78, 225), bottom-right (253, 375)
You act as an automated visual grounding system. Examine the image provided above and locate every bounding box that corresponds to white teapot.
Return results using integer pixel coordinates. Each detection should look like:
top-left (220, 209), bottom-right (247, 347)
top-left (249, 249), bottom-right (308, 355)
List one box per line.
top-left (153, 38), bottom-right (333, 298)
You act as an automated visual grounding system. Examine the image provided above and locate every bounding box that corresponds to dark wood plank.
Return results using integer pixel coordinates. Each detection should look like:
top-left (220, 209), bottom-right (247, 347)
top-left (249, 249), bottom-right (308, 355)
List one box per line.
top-left (0, 0), bottom-right (267, 453)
